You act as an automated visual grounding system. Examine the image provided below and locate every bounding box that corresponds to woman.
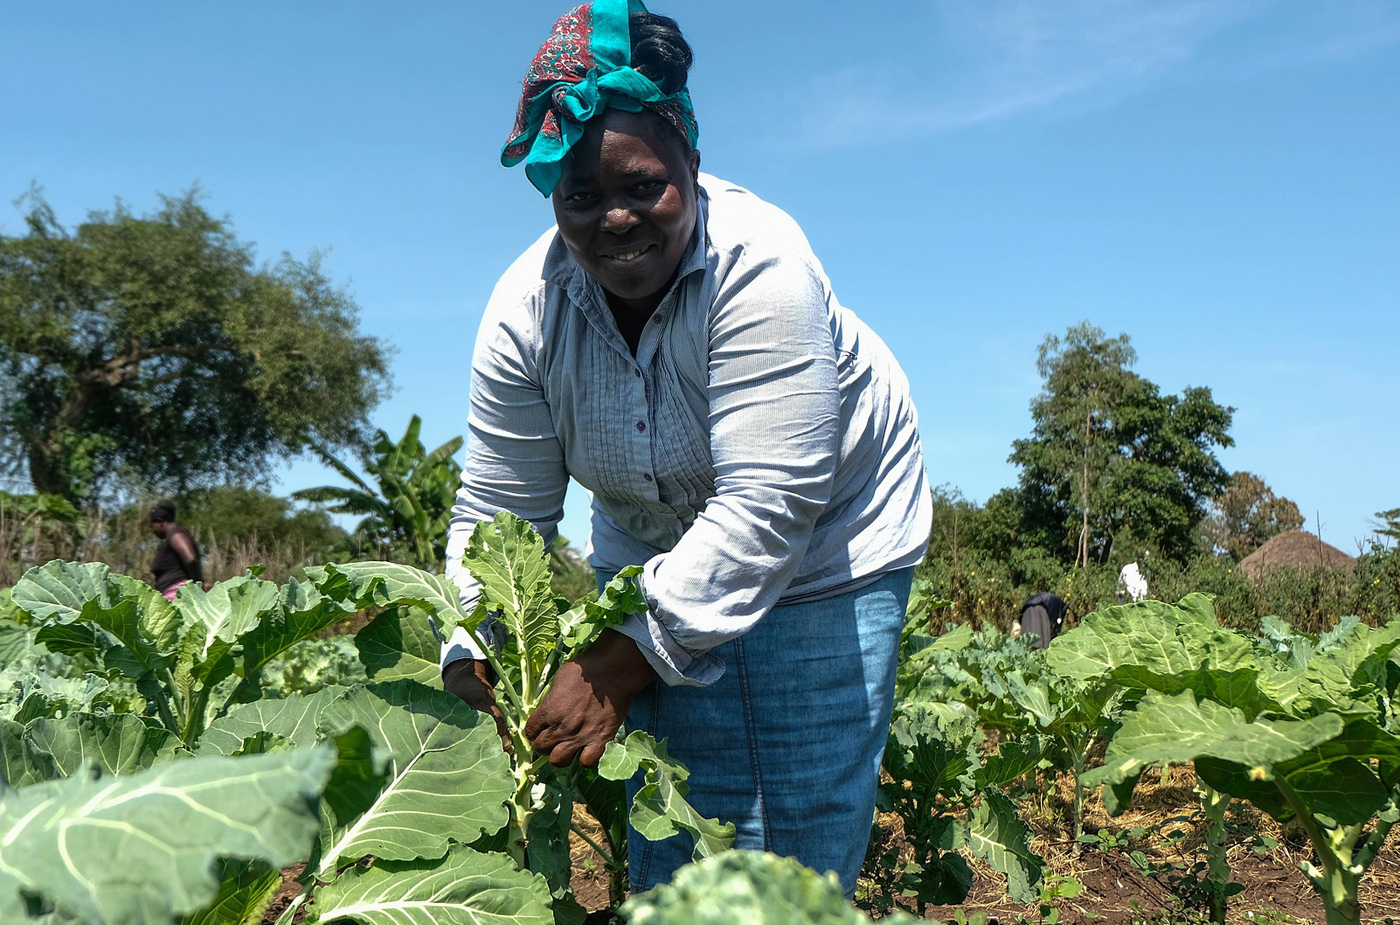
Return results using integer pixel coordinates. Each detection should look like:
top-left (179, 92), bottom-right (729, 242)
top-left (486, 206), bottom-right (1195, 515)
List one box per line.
top-left (148, 499), bottom-right (207, 600)
top-left (441, 0), bottom-right (932, 896)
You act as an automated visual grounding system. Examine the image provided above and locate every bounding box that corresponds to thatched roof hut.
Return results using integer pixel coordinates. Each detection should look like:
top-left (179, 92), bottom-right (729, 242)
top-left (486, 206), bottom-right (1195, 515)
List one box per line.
top-left (1238, 530), bottom-right (1356, 581)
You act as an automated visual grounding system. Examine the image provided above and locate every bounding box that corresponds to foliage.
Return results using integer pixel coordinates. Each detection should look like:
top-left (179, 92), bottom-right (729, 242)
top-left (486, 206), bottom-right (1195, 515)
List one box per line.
top-left (175, 485), bottom-right (353, 560)
top-left (0, 491), bottom-right (81, 584)
top-left (1, 521), bottom-right (733, 924)
top-left (1204, 472), bottom-right (1304, 561)
top-left (1009, 322), bottom-right (1233, 567)
top-left (308, 512), bottom-right (735, 915)
top-left (893, 619), bottom-right (1125, 841)
top-left (1372, 508), bottom-right (1400, 545)
top-left (1055, 596), bottom-right (1400, 925)
top-left (8, 560), bottom-right (356, 745)
top-left (294, 415), bottom-right (461, 569)
top-left (0, 189), bottom-right (391, 503)
top-left (0, 741), bottom-right (339, 924)
top-left (875, 622), bottom-right (1047, 912)
top-left (624, 850), bottom-right (920, 925)
top-left (260, 634), bottom-right (367, 697)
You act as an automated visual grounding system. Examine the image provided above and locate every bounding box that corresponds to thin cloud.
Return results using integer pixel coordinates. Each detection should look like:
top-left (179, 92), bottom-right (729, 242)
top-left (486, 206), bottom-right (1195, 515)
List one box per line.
top-left (771, 0), bottom-right (1399, 150)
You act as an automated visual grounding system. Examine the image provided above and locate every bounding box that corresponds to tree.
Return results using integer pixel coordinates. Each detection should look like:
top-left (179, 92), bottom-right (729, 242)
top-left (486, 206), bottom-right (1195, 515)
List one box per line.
top-left (1010, 322), bottom-right (1234, 566)
top-left (175, 486), bottom-right (351, 558)
top-left (1205, 471), bottom-right (1304, 560)
top-left (292, 415), bottom-right (462, 570)
top-left (1372, 508), bottom-right (1400, 546)
top-left (0, 189), bottom-right (392, 504)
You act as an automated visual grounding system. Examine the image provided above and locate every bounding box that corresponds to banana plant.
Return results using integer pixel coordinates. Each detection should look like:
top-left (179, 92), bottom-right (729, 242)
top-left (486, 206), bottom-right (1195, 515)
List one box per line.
top-left (293, 414), bottom-right (463, 570)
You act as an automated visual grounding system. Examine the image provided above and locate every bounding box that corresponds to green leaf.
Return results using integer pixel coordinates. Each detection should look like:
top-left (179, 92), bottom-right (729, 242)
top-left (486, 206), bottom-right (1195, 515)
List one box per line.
top-left (200, 686), bottom-right (351, 756)
top-left (10, 561), bottom-right (116, 623)
top-left (0, 743), bottom-right (336, 925)
top-left (307, 562), bottom-right (469, 630)
top-left (621, 850), bottom-right (919, 925)
top-left (557, 565), bottom-right (647, 653)
top-left (0, 618), bottom-right (37, 663)
top-left (1082, 690), bottom-right (1345, 795)
top-left (175, 576), bottom-right (280, 683)
top-left (354, 605), bottom-right (443, 685)
top-left (965, 788), bottom-right (1045, 904)
top-left (1, 719), bottom-right (28, 787)
top-left (980, 735), bottom-right (1046, 789)
top-left (309, 680), bottom-right (514, 878)
top-left (108, 574), bottom-right (182, 656)
top-left (901, 852), bottom-right (975, 906)
top-left (8, 713), bottom-right (180, 787)
top-left (885, 707), bottom-right (981, 800)
top-left (1046, 597), bottom-right (1270, 714)
top-left (597, 730), bottom-right (735, 861)
top-left (1279, 756), bottom-right (1387, 825)
top-left (0, 656), bottom-right (124, 725)
top-left (179, 860), bottom-right (282, 925)
top-left (233, 575), bottom-right (357, 699)
top-left (464, 513), bottom-right (557, 676)
top-left (304, 846), bottom-right (553, 925)
top-left (1259, 622), bottom-right (1400, 719)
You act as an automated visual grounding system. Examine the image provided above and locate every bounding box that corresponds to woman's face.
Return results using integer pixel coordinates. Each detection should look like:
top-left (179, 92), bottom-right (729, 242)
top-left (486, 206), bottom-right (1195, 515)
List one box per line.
top-left (552, 109), bottom-right (700, 316)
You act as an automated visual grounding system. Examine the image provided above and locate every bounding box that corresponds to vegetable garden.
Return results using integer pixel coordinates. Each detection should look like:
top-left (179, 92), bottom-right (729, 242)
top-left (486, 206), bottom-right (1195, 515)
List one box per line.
top-left (2, 513), bottom-right (1399, 924)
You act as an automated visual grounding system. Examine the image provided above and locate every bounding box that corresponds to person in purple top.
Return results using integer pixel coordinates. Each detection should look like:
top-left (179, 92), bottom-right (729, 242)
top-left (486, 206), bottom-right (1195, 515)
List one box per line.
top-left (148, 500), bottom-right (208, 600)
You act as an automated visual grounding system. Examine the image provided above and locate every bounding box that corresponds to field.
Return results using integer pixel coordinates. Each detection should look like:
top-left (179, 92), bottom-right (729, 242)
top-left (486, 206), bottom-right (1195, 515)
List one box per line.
top-left (3, 515), bottom-right (1399, 925)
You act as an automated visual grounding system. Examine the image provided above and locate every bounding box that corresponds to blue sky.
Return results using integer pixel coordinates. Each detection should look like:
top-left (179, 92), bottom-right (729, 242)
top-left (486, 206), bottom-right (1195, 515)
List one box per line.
top-left (4, 1), bottom-right (1397, 554)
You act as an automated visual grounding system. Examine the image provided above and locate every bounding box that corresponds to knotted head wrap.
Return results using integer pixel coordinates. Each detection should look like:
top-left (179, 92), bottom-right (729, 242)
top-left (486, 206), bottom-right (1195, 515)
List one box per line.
top-left (502, 0), bottom-right (699, 197)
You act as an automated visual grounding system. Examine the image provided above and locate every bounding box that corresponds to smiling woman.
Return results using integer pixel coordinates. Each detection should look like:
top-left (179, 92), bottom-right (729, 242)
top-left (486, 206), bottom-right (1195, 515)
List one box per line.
top-left (439, 0), bottom-right (933, 899)
top-left (553, 109), bottom-right (700, 339)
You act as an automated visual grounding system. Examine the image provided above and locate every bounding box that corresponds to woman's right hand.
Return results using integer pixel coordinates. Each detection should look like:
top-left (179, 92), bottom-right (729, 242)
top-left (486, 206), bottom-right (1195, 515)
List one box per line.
top-left (442, 659), bottom-right (513, 752)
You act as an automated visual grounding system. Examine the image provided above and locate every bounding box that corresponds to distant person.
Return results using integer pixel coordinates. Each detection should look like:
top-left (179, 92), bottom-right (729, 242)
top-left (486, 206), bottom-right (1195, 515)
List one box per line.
top-left (1015, 592), bottom-right (1067, 649)
top-left (148, 500), bottom-right (207, 600)
top-left (1118, 561), bottom-right (1148, 603)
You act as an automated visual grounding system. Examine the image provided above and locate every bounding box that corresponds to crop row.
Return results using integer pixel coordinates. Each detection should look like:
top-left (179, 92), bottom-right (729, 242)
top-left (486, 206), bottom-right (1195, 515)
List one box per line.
top-left (2, 513), bottom-right (1398, 924)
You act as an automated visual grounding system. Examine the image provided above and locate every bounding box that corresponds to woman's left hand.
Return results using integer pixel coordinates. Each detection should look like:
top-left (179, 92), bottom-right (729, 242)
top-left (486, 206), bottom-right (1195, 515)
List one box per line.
top-left (525, 629), bottom-right (657, 768)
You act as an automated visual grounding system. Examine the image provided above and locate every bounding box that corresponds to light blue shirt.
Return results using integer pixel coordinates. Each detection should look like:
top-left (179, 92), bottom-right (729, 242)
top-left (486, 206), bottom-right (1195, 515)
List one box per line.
top-left (443, 174), bottom-right (932, 686)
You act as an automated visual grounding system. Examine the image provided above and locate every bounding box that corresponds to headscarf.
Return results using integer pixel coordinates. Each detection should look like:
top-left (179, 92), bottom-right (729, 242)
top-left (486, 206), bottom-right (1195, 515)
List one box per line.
top-left (501, 0), bottom-right (699, 197)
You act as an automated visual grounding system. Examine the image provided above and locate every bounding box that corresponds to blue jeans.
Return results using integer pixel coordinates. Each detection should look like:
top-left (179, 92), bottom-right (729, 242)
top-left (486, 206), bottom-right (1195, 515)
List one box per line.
top-left (619, 567), bottom-right (913, 897)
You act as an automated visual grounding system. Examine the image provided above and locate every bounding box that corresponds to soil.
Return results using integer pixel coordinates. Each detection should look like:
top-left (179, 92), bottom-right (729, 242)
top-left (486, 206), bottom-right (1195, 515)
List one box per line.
top-left (261, 765), bottom-right (1400, 924)
top-left (862, 764), bottom-right (1400, 924)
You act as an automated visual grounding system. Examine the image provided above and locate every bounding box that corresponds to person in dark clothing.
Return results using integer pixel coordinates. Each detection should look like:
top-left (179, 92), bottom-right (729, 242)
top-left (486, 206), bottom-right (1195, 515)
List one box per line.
top-left (1017, 592), bottom-right (1067, 649)
top-left (148, 500), bottom-right (207, 600)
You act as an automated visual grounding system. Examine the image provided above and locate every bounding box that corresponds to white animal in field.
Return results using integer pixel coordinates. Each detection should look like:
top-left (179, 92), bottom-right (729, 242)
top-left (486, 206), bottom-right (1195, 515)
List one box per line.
top-left (1118, 561), bottom-right (1148, 603)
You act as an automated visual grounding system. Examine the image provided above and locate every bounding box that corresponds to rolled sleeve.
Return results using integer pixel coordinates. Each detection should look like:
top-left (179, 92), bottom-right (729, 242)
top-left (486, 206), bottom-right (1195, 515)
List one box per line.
top-left (639, 253), bottom-right (841, 676)
top-left (612, 613), bottom-right (725, 687)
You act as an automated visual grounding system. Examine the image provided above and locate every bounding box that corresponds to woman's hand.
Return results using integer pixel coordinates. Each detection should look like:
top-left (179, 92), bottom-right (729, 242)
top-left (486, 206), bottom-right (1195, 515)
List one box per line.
top-left (525, 629), bottom-right (657, 768)
top-left (443, 659), bottom-right (513, 752)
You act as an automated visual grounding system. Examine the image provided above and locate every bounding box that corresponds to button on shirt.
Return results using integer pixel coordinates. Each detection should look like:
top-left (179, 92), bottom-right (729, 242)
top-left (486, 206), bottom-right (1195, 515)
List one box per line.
top-left (442, 174), bottom-right (933, 686)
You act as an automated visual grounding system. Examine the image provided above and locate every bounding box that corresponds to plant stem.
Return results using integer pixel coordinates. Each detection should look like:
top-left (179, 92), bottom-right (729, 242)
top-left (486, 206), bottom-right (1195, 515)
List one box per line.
top-left (570, 822), bottom-right (613, 865)
top-left (1274, 775), bottom-right (1362, 925)
top-left (1196, 780), bottom-right (1231, 925)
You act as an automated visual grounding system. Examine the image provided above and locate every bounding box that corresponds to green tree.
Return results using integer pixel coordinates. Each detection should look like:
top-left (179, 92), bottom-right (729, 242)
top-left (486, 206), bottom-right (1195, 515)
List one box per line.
top-left (1205, 471), bottom-right (1304, 560)
top-left (176, 486), bottom-right (350, 558)
top-left (0, 189), bottom-right (391, 504)
top-left (1010, 322), bottom-right (1233, 566)
top-left (293, 415), bottom-right (462, 569)
top-left (1373, 508), bottom-right (1400, 545)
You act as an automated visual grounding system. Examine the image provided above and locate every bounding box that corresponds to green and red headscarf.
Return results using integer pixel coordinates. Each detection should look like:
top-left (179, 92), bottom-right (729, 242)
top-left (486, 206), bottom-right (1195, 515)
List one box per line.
top-left (502, 0), bottom-right (699, 197)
